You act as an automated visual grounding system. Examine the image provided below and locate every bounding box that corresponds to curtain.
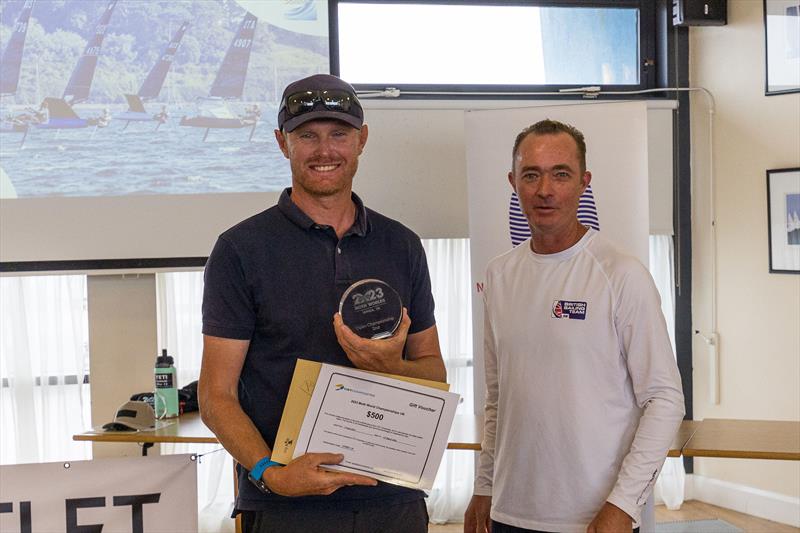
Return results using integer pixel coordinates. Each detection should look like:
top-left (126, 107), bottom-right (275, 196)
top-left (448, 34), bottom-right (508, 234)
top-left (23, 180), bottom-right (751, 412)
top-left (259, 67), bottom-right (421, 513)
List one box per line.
top-left (0, 275), bottom-right (92, 465)
top-left (421, 238), bottom-right (475, 523)
top-left (156, 271), bottom-right (235, 533)
top-left (156, 271), bottom-right (204, 381)
top-left (648, 235), bottom-right (685, 510)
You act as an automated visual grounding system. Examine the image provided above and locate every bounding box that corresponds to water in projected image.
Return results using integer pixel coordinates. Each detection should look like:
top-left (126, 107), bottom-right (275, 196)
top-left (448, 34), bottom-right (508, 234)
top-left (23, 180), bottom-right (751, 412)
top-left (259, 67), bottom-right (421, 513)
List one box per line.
top-left (0, 0), bottom-right (329, 198)
top-left (1, 115), bottom-right (290, 196)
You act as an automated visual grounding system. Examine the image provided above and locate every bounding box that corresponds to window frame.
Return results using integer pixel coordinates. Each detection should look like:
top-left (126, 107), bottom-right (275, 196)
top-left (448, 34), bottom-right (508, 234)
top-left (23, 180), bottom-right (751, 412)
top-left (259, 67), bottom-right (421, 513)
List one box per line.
top-left (328, 0), bottom-right (658, 95)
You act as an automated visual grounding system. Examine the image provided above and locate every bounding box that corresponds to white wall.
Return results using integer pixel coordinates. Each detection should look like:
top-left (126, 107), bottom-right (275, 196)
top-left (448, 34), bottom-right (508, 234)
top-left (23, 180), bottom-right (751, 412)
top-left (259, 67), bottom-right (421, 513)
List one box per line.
top-left (88, 274), bottom-right (160, 458)
top-left (690, 0), bottom-right (800, 498)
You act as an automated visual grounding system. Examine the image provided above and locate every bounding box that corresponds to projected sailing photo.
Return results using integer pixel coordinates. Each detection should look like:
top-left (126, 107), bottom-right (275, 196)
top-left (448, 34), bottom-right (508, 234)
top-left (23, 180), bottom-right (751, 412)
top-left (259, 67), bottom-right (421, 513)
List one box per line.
top-left (0, 0), bottom-right (329, 198)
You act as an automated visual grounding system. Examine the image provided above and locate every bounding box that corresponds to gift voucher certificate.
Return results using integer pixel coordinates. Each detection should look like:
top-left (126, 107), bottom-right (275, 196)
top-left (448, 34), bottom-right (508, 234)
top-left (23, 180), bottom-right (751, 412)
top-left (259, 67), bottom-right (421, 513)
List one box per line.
top-left (294, 364), bottom-right (459, 490)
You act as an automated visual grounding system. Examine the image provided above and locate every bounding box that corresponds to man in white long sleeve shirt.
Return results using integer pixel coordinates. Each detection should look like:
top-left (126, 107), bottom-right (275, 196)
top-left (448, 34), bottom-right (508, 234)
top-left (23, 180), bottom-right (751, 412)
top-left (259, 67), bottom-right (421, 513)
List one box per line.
top-left (464, 120), bottom-right (685, 533)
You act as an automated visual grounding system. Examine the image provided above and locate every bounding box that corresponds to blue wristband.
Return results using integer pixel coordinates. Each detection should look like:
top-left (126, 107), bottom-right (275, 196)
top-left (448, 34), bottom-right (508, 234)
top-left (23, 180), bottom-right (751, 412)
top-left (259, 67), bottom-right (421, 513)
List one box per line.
top-left (249, 456), bottom-right (282, 482)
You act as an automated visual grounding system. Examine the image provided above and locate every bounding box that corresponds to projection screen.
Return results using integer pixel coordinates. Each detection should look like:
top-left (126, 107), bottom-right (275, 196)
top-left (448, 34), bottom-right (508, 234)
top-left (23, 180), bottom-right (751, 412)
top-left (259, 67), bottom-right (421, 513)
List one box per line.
top-left (0, 0), bottom-right (328, 270)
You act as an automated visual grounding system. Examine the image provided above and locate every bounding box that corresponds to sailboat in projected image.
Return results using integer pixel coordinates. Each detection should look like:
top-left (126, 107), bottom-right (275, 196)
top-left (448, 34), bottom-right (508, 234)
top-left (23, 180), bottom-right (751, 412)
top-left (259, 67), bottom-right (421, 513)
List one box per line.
top-left (180, 11), bottom-right (260, 141)
top-left (34, 0), bottom-right (117, 131)
top-left (0, 0), bottom-right (36, 142)
top-left (115, 21), bottom-right (190, 130)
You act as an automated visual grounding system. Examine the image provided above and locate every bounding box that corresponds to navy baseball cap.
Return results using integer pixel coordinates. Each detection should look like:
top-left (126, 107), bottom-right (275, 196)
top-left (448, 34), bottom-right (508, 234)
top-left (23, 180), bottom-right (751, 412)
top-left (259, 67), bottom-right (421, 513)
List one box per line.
top-left (278, 74), bottom-right (363, 133)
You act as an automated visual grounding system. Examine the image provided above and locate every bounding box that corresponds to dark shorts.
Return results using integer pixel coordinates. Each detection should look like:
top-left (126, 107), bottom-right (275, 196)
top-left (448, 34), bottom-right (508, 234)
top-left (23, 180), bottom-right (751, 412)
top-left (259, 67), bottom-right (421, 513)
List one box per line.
top-left (492, 520), bottom-right (640, 533)
top-left (242, 499), bottom-right (429, 533)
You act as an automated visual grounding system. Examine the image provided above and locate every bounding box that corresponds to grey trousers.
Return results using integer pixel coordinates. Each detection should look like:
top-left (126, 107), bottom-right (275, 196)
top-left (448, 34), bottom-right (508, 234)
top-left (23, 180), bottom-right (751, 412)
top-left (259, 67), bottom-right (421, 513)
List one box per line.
top-left (241, 499), bottom-right (429, 533)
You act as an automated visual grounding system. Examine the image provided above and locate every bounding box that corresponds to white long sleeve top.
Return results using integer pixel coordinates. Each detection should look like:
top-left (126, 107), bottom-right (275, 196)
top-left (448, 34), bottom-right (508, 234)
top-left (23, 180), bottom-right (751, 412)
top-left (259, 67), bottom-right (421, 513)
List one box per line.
top-left (474, 230), bottom-right (684, 532)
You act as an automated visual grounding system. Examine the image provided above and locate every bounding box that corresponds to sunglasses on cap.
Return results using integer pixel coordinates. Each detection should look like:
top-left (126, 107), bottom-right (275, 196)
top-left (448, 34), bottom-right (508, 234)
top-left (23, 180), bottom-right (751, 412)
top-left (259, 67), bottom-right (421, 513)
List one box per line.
top-left (282, 89), bottom-right (361, 116)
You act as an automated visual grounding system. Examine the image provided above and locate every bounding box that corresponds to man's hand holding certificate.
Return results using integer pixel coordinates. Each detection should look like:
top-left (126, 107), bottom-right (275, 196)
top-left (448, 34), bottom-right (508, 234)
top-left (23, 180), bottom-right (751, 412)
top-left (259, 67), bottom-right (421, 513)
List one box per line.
top-left (282, 361), bottom-right (459, 490)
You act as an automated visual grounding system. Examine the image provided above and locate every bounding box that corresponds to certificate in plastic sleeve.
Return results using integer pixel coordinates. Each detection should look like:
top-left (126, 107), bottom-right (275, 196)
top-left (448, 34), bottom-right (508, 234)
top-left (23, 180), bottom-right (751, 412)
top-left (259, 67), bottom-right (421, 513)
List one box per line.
top-left (293, 363), bottom-right (459, 490)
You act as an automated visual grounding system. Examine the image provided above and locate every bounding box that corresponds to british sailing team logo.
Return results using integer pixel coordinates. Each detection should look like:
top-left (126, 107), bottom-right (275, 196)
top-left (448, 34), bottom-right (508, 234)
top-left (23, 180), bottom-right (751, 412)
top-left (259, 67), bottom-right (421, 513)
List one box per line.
top-left (552, 300), bottom-right (587, 320)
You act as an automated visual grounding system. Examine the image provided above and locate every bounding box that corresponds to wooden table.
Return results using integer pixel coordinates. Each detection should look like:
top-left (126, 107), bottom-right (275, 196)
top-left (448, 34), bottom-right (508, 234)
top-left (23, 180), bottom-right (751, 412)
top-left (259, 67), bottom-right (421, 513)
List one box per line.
top-left (73, 415), bottom-right (714, 458)
top-left (74, 411), bottom-right (485, 451)
top-left (682, 418), bottom-right (800, 460)
top-left (74, 411), bottom-right (217, 454)
top-left (446, 418), bottom-right (700, 456)
top-left (74, 411), bottom-right (217, 447)
top-left (75, 416), bottom-right (800, 460)
top-left (668, 420), bottom-right (701, 458)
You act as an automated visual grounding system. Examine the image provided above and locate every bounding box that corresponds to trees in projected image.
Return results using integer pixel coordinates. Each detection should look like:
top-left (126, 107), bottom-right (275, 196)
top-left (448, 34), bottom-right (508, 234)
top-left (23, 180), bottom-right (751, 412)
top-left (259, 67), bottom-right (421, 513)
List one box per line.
top-left (0, 0), bottom-right (328, 106)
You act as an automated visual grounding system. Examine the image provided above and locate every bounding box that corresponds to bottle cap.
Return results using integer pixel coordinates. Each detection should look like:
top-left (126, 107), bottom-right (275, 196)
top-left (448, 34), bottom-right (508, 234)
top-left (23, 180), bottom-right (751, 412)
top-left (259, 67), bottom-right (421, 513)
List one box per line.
top-left (156, 348), bottom-right (174, 366)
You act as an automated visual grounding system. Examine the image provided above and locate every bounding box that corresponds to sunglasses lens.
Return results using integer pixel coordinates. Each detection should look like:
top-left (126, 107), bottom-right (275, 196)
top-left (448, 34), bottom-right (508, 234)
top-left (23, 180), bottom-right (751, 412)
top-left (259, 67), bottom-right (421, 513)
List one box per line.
top-left (286, 92), bottom-right (317, 115)
top-left (321, 90), bottom-right (353, 111)
top-left (284, 90), bottom-right (358, 116)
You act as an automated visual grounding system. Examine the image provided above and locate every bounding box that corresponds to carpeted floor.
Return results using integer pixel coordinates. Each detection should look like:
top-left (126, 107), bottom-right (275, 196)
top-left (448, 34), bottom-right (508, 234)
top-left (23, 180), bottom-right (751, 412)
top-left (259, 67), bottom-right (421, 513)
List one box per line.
top-left (656, 519), bottom-right (743, 533)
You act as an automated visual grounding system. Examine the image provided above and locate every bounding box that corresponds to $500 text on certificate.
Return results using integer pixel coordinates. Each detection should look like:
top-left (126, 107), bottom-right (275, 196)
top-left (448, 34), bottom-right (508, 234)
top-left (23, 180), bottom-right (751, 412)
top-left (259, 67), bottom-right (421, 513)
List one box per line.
top-left (293, 363), bottom-right (459, 490)
top-left (270, 359), bottom-right (450, 461)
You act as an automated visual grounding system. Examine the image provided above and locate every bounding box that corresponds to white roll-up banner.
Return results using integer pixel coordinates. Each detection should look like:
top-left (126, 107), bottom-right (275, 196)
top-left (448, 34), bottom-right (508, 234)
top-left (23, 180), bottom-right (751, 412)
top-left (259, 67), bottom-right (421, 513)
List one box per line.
top-left (0, 454), bottom-right (197, 533)
top-left (465, 102), bottom-right (650, 409)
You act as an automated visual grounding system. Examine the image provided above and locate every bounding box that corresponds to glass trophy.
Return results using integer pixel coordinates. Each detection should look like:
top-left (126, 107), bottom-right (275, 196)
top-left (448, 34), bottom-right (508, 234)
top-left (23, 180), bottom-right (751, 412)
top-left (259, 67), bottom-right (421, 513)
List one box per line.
top-left (339, 279), bottom-right (403, 339)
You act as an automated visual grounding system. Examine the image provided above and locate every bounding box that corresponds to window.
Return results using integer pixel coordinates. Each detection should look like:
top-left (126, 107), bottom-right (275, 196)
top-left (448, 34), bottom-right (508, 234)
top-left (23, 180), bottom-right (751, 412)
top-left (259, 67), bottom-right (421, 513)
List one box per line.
top-left (0, 275), bottom-right (92, 464)
top-left (331, 1), bottom-right (655, 92)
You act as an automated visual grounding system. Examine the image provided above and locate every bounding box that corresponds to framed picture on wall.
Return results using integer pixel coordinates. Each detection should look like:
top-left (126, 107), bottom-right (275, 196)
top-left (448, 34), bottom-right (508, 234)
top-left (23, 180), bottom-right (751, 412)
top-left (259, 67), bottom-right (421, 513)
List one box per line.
top-left (767, 168), bottom-right (800, 273)
top-left (764, 0), bottom-right (800, 95)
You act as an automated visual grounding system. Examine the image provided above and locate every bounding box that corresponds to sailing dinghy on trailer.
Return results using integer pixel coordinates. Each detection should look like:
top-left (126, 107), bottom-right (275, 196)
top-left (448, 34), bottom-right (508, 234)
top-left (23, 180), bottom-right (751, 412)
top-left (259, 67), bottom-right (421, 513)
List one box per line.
top-left (0, 0), bottom-right (36, 143)
top-left (116, 22), bottom-right (190, 130)
top-left (180, 12), bottom-right (259, 141)
top-left (34, 0), bottom-right (118, 131)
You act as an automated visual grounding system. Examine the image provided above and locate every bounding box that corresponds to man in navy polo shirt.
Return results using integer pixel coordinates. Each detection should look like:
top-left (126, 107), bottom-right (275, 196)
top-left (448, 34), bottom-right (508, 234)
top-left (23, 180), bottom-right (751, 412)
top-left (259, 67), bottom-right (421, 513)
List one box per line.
top-left (199, 74), bottom-right (446, 533)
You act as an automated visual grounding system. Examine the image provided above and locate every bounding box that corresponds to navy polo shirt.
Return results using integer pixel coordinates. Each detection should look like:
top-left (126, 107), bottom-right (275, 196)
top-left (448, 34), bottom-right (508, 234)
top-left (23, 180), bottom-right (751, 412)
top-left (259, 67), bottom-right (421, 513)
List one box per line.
top-left (202, 188), bottom-right (436, 511)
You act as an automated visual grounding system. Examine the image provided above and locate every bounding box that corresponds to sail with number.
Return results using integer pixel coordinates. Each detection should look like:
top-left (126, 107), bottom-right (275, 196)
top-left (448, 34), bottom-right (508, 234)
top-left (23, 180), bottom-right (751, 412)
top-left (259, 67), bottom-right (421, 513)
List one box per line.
top-left (0, 0), bottom-right (35, 96)
top-left (117, 21), bottom-right (190, 127)
top-left (62, 0), bottom-right (118, 104)
top-left (180, 10), bottom-right (260, 139)
top-left (138, 21), bottom-right (190, 100)
top-left (209, 12), bottom-right (257, 99)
